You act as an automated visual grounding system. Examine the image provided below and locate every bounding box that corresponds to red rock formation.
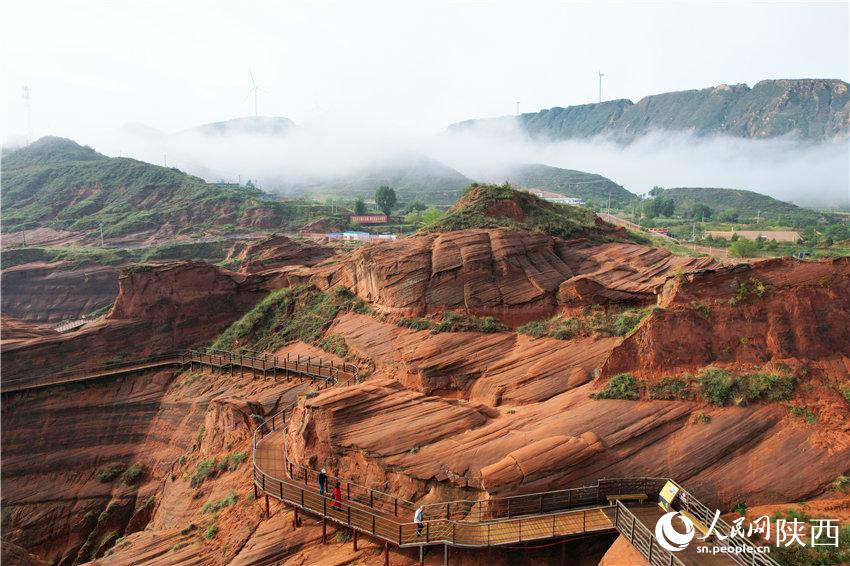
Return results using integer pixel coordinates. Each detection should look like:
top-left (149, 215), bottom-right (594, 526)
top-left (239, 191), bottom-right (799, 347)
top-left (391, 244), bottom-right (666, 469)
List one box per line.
top-left (603, 256), bottom-right (850, 377)
top-left (306, 230), bottom-right (716, 321)
top-left (1, 261), bottom-right (276, 380)
top-left (1, 261), bottom-right (119, 323)
top-left (230, 233), bottom-right (335, 273)
top-left (0, 317), bottom-right (58, 345)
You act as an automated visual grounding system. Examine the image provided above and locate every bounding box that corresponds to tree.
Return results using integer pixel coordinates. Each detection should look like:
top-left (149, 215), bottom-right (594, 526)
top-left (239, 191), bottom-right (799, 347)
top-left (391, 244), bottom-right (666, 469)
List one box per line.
top-left (375, 186), bottom-right (397, 217)
top-left (354, 197), bottom-right (367, 215)
top-left (649, 186), bottom-right (665, 197)
top-left (404, 201), bottom-right (427, 214)
top-left (421, 207), bottom-right (444, 225)
top-left (689, 203), bottom-right (712, 220)
top-left (649, 196), bottom-right (675, 217)
top-left (729, 238), bottom-right (758, 258)
top-left (718, 208), bottom-right (739, 222)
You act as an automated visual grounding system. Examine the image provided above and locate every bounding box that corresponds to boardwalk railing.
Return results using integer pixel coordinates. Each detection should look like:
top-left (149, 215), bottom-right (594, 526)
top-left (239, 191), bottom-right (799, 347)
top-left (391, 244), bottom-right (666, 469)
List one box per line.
top-left (254, 402), bottom-right (776, 566)
top-left (0, 348), bottom-right (355, 394)
top-left (3, 345), bottom-right (777, 564)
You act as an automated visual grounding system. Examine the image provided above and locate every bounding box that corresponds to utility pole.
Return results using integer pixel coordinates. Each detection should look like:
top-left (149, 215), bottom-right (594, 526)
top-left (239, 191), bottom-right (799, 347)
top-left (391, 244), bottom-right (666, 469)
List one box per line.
top-left (598, 72), bottom-right (604, 103)
top-left (100, 224), bottom-right (104, 247)
top-left (23, 85), bottom-right (32, 145)
top-left (607, 189), bottom-right (612, 216)
top-left (515, 101), bottom-right (521, 115)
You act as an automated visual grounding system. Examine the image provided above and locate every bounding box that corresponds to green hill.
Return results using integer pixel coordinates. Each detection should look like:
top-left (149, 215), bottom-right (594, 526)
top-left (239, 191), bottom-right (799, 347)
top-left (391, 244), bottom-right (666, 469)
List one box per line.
top-left (450, 79), bottom-right (849, 142)
top-left (657, 187), bottom-right (837, 225)
top-left (272, 153), bottom-right (472, 206)
top-left (421, 183), bottom-right (603, 239)
top-left (1, 136), bottom-right (293, 238)
top-left (496, 163), bottom-right (634, 208)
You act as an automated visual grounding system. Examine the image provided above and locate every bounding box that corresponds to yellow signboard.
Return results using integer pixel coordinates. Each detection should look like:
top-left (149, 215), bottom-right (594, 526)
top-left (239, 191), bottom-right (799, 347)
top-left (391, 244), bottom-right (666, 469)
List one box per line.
top-left (658, 480), bottom-right (680, 511)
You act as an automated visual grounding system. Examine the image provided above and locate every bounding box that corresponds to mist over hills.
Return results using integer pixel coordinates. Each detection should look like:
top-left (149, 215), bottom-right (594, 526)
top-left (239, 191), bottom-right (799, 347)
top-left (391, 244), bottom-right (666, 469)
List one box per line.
top-left (27, 78), bottom-right (848, 209)
top-left (487, 163), bottom-right (634, 208)
top-left (450, 79), bottom-right (850, 142)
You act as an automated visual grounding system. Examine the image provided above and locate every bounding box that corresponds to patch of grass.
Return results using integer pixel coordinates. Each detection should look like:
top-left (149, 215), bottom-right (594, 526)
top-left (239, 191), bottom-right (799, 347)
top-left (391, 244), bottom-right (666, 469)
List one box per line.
top-left (218, 451), bottom-right (247, 472)
top-left (397, 317), bottom-right (433, 331)
top-left (732, 502), bottom-right (747, 515)
top-left (789, 404), bottom-right (818, 424)
top-left (201, 491), bottom-right (238, 514)
top-left (770, 522), bottom-right (850, 566)
top-left (204, 524), bottom-right (218, 540)
top-left (650, 377), bottom-right (693, 400)
top-left (304, 390), bottom-right (319, 399)
top-left (172, 542), bottom-right (189, 552)
top-left (122, 463), bottom-right (144, 486)
top-left (190, 458), bottom-right (218, 488)
top-left (691, 411), bottom-right (711, 424)
top-left (180, 524), bottom-right (197, 536)
top-left (506, 409), bottom-right (516, 415)
top-left (211, 284), bottom-right (367, 353)
top-left (729, 277), bottom-right (768, 306)
top-left (697, 368), bottom-right (795, 406)
top-left (834, 476), bottom-right (850, 492)
top-left (318, 333), bottom-right (348, 357)
top-left (195, 425), bottom-right (206, 444)
top-left (518, 307), bottom-right (651, 340)
top-left (838, 385), bottom-right (850, 403)
top-left (691, 302), bottom-right (711, 319)
top-left (95, 463), bottom-right (125, 483)
top-left (430, 312), bottom-right (507, 334)
top-left (591, 373), bottom-right (640, 400)
top-left (335, 529), bottom-right (352, 543)
top-left (180, 370), bottom-right (204, 387)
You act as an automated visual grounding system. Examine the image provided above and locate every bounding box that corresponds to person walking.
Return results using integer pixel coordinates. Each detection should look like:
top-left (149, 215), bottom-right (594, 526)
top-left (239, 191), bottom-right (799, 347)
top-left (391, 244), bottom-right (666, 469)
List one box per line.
top-left (332, 481), bottom-right (342, 509)
top-left (318, 468), bottom-right (327, 497)
top-left (414, 506), bottom-right (424, 537)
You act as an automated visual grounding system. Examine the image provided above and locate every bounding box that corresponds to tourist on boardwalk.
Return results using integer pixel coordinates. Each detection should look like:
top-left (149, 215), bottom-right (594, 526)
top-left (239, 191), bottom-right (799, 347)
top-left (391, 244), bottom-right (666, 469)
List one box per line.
top-left (318, 468), bottom-right (327, 496)
top-left (414, 506), bottom-right (424, 537)
top-left (333, 481), bottom-right (342, 509)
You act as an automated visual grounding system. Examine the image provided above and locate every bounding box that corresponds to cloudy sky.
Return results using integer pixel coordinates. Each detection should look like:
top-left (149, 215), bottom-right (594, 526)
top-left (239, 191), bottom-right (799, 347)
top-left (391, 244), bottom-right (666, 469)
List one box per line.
top-left (3, 1), bottom-right (848, 140)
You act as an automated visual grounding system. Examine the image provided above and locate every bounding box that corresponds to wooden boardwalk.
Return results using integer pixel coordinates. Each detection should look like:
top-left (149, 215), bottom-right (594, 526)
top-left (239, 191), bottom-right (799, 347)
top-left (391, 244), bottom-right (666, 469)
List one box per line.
top-left (255, 429), bottom-right (616, 548)
top-left (3, 347), bottom-right (774, 565)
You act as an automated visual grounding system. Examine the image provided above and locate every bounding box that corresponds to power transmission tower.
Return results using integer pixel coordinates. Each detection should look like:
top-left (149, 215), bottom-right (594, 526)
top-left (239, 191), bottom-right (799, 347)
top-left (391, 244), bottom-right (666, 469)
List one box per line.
top-left (23, 85), bottom-right (32, 145)
top-left (598, 72), bottom-right (604, 103)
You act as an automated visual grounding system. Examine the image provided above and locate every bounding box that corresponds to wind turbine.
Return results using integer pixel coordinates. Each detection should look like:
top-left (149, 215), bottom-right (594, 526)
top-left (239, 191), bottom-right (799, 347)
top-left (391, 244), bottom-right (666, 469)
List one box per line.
top-left (246, 70), bottom-right (263, 117)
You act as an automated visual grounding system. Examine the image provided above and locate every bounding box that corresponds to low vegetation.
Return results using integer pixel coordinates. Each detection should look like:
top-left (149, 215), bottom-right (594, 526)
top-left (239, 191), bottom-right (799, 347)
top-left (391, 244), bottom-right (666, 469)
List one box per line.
top-left (789, 404), bottom-right (818, 424)
top-left (204, 524), bottom-right (218, 540)
top-left (518, 307), bottom-right (651, 340)
top-left (769, 509), bottom-right (850, 566)
top-left (697, 368), bottom-right (795, 406)
top-left (211, 285), bottom-right (368, 355)
top-left (420, 183), bottom-right (600, 239)
top-left (190, 458), bottom-right (219, 488)
top-left (122, 463), bottom-right (145, 486)
top-left (590, 373), bottom-right (641, 400)
top-left (201, 491), bottom-right (237, 514)
top-left (593, 367), bottom-right (797, 405)
top-left (95, 463), bottom-right (125, 483)
top-left (218, 451), bottom-right (247, 472)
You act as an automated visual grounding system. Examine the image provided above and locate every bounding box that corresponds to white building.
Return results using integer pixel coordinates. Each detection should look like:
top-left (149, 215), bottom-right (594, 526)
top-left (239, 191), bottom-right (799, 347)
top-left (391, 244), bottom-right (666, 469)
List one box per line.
top-left (524, 188), bottom-right (585, 207)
